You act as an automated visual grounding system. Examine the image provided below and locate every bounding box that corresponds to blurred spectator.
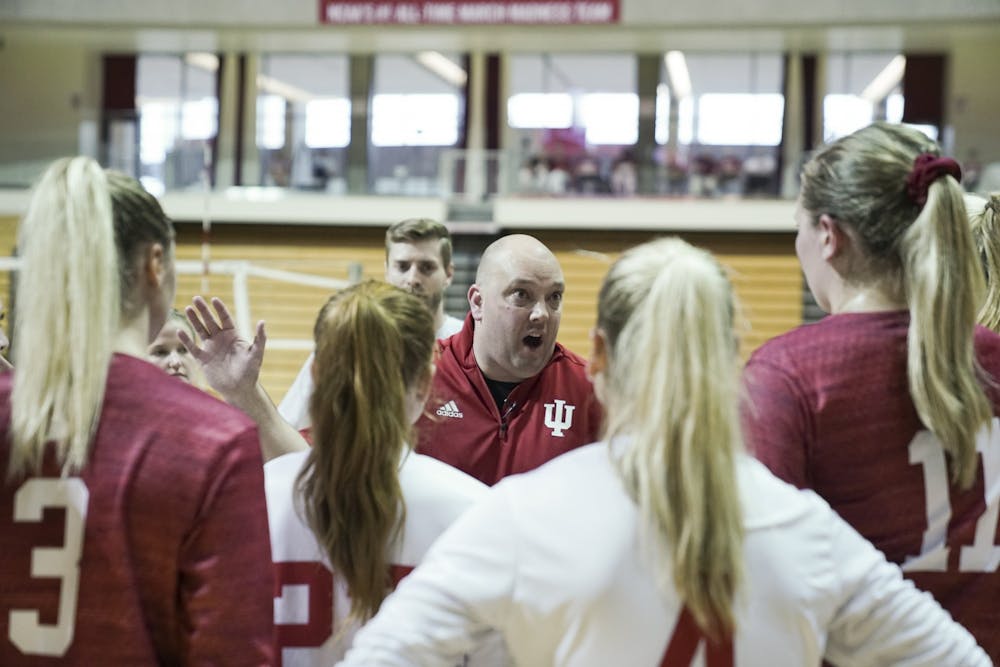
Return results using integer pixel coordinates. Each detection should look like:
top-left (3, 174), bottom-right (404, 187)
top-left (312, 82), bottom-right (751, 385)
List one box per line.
top-left (690, 153), bottom-right (719, 197)
top-left (610, 150), bottom-right (638, 196)
top-left (979, 161), bottom-right (1000, 194)
top-left (664, 149), bottom-right (689, 195)
top-left (718, 154), bottom-right (743, 196)
top-left (574, 154), bottom-right (610, 195)
top-left (963, 150), bottom-right (982, 192)
top-left (546, 158), bottom-right (570, 195)
top-left (743, 152), bottom-right (778, 197)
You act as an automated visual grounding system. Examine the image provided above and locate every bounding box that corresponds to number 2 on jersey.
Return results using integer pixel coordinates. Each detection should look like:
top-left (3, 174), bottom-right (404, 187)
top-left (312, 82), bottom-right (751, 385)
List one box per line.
top-left (9, 478), bottom-right (89, 657)
top-left (273, 561), bottom-right (334, 659)
top-left (905, 418), bottom-right (1000, 572)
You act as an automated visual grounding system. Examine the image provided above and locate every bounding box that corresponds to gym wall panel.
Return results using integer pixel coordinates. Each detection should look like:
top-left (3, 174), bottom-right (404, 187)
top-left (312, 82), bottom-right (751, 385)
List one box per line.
top-left (0, 216), bottom-right (17, 328)
top-left (527, 230), bottom-right (802, 361)
top-left (173, 223), bottom-right (388, 401)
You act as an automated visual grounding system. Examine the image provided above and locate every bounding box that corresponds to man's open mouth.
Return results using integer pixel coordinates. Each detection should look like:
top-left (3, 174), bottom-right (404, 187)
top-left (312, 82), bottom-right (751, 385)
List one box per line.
top-left (523, 335), bottom-right (543, 349)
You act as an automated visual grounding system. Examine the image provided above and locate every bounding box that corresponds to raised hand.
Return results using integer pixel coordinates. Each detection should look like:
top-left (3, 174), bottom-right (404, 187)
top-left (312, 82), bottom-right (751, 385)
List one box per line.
top-left (180, 296), bottom-right (267, 406)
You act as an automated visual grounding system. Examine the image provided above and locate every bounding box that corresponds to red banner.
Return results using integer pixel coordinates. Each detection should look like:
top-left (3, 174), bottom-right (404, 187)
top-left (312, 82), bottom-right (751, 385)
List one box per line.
top-left (319, 0), bottom-right (619, 25)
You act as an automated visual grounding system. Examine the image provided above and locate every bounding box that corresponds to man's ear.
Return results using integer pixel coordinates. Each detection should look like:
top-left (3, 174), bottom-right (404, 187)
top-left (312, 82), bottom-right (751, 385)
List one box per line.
top-left (587, 327), bottom-right (608, 380)
top-left (468, 284), bottom-right (484, 321)
top-left (444, 262), bottom-right (455, 287)
top-left (817, 214), bottom-right (847, 262)
top-left (145, 242), bottom-right (166, 287)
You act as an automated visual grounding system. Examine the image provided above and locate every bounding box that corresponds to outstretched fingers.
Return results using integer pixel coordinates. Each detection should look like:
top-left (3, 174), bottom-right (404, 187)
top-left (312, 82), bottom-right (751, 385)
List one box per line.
top-left (211, 297), bottom-right (237, 332)
top-left (176, 327), bottom-right (196, 353)
top-left (192, 296), bottom-right (223, 336)
top-left (253, 320), bottom-right (268, 352)
top-left (184, 297), bottom-right (212, 340)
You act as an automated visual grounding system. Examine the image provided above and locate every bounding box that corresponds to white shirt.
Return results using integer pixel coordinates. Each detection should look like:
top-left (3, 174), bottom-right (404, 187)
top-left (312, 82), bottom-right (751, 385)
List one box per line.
top-left (278, 314), bottom-right (464, 430)
top-left (265, 448), bottom-right (489, 666)
top-left (338, 443), bottom-right (991, 667)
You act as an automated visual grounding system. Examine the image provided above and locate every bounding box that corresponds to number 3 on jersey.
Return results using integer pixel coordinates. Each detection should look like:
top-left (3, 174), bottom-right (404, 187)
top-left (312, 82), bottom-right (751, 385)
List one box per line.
top-left (905, 417), bottom-right (1000, 572)
top-left (9, 478), bottom-right (89, 656)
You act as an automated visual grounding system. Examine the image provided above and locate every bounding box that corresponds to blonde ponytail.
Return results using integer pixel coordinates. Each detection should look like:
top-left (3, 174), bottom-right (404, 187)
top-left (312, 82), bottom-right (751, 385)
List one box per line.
top-left (901, 179), bottom-right (990, 488)
top-left (7, 159), bottom-right (175, 481)
top-left (599, 238), bottom-right (743, 639)
top-left (967, 193), bottom-right (1000, 332)
top-left (9, 157), bottom-right (118, 478)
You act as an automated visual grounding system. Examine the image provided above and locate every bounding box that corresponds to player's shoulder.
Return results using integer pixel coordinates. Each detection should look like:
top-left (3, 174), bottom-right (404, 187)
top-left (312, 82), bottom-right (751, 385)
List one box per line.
top-left (497, 441), bottom-right (613, 501)
top-left (749, 319), bottom-right (827, 365)
top-left (400, 451), bottom-right (487, 509)
top-left (531, 439), bottom-right (608, 470)
top-left (394, 452), bottom-right (489, 563)
top-left (737, 455), bottom-right (831, 529)
top-left (745, 318), bottom-right (849, 388)
top-left (264, 450), bottom-right (309, 489)
top-left (106, 355), bottom-right (257, 448)
top-left (263, 452), bottom-right (308, 507)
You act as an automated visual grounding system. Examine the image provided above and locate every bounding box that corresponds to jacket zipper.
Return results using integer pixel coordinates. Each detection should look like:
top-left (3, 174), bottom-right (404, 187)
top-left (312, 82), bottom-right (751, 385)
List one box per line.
top-left (499, 400), bottom-right (518, 441)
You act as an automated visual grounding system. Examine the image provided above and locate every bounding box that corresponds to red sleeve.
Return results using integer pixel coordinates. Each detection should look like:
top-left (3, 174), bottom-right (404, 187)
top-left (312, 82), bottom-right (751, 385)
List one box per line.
top-left (178, 427), bottom-right (275, 665)
top-left (741, 357), bottom-right (812, 489)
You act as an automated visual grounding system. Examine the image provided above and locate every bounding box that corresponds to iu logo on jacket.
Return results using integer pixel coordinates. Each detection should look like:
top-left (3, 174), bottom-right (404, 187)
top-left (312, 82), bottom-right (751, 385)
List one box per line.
top-left (543, 399), bottom-right (576, 437)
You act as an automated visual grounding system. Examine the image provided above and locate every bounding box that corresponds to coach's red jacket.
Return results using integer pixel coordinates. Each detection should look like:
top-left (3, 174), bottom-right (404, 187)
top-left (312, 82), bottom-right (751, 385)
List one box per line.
top-left (416, 314), bottom-right (602, 486)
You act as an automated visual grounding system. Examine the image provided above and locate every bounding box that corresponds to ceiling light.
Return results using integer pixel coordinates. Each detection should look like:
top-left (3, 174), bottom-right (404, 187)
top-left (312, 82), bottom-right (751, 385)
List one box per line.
top-left (416, 51), bottom-right (468, 87)
top-left (256, 74), bottom-right (314, 104)
top-left (861, 55), bottom-right (906, 103)
top-left (185, 52), bottom-right (219, 72)
top-left (664, 51), bottom-right (692, 100)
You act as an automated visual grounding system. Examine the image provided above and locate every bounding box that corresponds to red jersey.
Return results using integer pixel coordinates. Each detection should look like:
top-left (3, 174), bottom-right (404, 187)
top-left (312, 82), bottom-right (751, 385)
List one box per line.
top-left (416, 314), bottom-right (602, 485)
top-left (0, 354), bottom-right (275, 665)
top-left (743, 311), bottom-right (1000, 661)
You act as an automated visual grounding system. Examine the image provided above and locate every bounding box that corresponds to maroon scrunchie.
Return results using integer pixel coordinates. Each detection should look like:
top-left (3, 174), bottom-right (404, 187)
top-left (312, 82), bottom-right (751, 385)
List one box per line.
top-left (906, 153), bottom-right (962, 207)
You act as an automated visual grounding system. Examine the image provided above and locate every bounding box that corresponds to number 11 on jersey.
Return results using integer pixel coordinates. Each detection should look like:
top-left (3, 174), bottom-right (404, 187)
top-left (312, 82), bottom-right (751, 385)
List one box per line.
top-left (905, 418), bottom-right (1000, 573)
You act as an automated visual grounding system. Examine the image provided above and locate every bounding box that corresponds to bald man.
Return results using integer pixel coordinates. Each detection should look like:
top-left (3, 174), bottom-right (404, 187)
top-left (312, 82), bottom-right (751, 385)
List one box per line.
top-left (416, 234), bottom-right (601, 485)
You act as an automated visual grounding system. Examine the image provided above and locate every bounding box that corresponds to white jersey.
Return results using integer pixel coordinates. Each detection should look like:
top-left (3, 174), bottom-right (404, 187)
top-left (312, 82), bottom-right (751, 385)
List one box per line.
top-left (265, 447), bottom-right (489, 666)
top-left (339, 443), bottom-right (991, 667)
top-left (278, 314), bottom-right (464, 430)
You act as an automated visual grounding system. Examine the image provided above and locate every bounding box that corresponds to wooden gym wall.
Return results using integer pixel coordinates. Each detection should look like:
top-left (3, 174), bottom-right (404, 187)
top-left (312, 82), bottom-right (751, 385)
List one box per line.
top-left (172, 225), bottom-right (803, 402)
top-left (0, 216), bottom-right (803, 404)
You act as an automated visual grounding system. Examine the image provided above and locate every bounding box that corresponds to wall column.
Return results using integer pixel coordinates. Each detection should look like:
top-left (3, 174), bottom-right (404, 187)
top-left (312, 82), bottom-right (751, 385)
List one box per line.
top-left (214, 52), bottom-right (241, 187)
top-left (239, 53), bottom-right (261, 186)
top-left (780, 52), bottom-right (803, 198)
top-left (463, 50), bottom-right (486, 202)
top-left (347, 54), bottom-right (373, 194)
top-left (636, 53), bottom-right (660, 195)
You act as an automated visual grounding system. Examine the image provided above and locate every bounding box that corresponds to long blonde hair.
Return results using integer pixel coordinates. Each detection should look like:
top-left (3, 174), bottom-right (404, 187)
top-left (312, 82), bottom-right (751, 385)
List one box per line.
top-left (8, 158), bottom-right (174, 479)
top-left (801, 122), bottom-right (990, 489)
top-left (598, 237), bottom-right (743, 640)
top-left (967, 193), bottom-right (1000, 332)
top-left (297, 280), bottom-right (435, 622)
